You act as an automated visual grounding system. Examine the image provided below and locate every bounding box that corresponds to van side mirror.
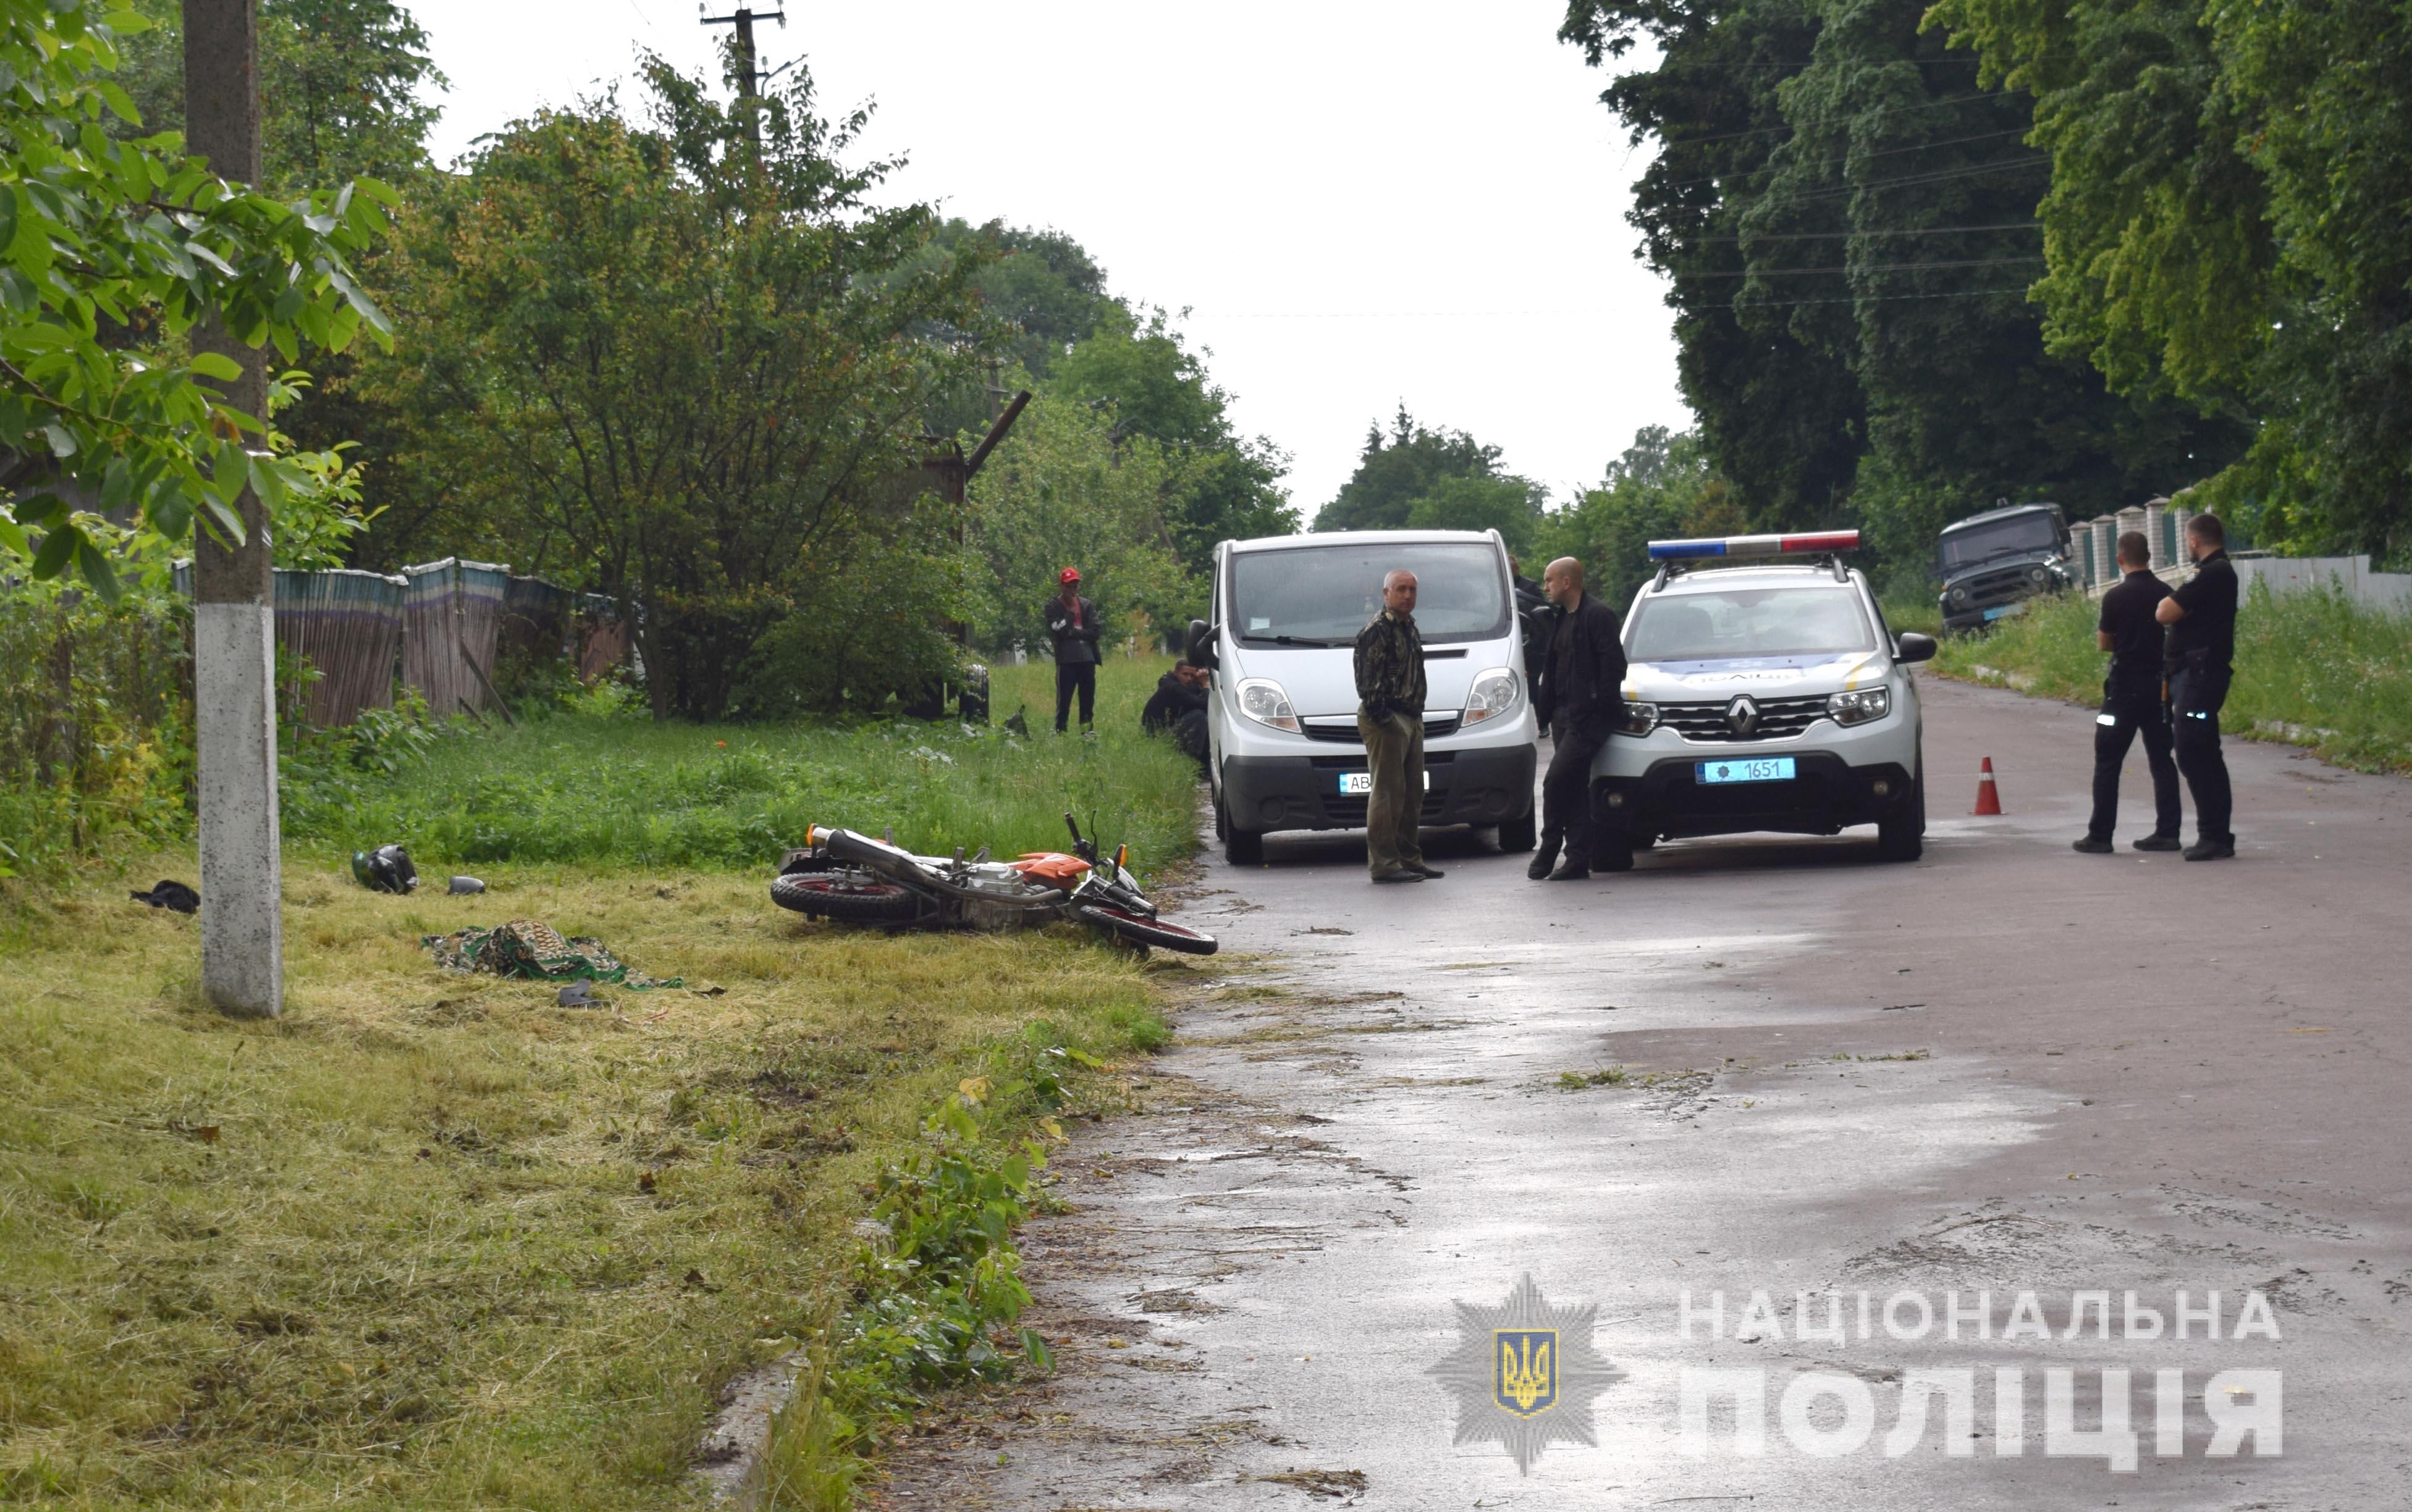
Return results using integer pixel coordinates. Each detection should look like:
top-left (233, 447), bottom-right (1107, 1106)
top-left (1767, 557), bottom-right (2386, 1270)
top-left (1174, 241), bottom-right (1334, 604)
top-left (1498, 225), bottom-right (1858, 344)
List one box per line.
top-left (1895, 631), bottom-right (1938, 664)
top-left (1186, 618), bottom-right (1218, 670)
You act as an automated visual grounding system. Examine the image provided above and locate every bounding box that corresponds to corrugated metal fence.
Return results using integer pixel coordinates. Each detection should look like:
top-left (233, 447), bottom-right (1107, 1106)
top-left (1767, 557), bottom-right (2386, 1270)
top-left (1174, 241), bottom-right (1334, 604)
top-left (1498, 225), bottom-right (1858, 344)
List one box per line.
top-left (174, 558), bottom-right (624, 727)
top-left (399, 558), bottom-right (510, 721)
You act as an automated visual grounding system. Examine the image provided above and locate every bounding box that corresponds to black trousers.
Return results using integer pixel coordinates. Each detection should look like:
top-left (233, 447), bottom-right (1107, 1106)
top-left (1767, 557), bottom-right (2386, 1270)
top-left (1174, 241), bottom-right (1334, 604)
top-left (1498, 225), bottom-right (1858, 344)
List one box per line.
top-left (2086, 683), bottom-right (2180, 841)
top-left (1542, 715), bottom-right (1608, 860)
top-left (2170, 662), bottom-right (2233, 843)
top-left (1171, 708), bottom-right (1208, 765)
top-left (1054, 661), bottom-right (1096, 731)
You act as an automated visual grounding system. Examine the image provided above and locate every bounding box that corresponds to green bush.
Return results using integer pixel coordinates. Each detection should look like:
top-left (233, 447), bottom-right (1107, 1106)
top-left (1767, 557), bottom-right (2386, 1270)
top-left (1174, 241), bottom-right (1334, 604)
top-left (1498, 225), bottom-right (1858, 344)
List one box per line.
top-left (0, 592), bottom-right (191, 883)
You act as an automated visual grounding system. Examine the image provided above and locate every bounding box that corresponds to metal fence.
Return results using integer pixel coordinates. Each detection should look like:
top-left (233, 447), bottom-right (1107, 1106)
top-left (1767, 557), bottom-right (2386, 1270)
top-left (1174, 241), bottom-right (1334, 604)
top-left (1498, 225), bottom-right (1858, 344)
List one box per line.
top-left (400, 558), bottom-right (511, 720)
top-left (169, 558), bottom-right (626, 726)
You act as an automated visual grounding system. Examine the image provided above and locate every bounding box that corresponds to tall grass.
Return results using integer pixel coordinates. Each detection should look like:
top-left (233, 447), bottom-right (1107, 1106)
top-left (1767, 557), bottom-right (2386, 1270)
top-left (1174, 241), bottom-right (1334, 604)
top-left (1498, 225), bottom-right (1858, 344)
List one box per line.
top-left (282, 656), bottom-right (1202, 878)
top-left (1931, 582), bottom-right (2412, 773)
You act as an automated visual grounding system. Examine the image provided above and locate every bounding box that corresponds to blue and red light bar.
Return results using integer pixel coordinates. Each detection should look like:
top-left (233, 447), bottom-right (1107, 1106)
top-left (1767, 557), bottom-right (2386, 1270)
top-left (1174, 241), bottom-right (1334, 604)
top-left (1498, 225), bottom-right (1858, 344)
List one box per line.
top-left (1647, 530), bottom-right (1861, 561)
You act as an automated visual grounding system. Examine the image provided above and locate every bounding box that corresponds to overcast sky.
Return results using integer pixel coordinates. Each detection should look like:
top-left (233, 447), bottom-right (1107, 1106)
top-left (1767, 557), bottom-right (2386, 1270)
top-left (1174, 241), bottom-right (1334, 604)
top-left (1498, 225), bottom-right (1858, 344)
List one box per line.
top-left (407, 1), bottom-right (1686, 516)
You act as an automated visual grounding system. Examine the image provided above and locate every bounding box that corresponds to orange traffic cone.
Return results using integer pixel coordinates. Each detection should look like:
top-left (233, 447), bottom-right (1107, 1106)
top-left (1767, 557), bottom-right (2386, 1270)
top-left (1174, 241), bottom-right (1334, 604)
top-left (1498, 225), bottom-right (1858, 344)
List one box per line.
top-left (1971, 757), bottom-right (2003, 815)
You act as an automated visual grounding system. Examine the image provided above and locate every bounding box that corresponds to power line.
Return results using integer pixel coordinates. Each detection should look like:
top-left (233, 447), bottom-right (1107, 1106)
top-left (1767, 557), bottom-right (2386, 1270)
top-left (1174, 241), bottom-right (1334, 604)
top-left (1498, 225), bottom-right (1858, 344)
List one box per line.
top-left (1721, 152), bottom-right (2047, 211)
top-left (1648, 125), bottom-right (2034, 194)
top-left (1652, 92), bottom-right (2016, 153)
top-left (1684, 285), bottom-right (2038, 312)
top-left (1676, 255), bottom-right (2046, 278)
top-left (1684, 220), bottom-right (2041, 244)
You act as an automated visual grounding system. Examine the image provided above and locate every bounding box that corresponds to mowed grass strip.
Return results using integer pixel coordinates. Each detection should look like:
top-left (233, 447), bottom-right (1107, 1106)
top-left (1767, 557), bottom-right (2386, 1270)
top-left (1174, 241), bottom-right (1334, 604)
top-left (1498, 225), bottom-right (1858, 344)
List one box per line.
top-left (1931, 582), bottom-right (2412, 775)
top-left (0, 657), bottom-right (1207, 1509)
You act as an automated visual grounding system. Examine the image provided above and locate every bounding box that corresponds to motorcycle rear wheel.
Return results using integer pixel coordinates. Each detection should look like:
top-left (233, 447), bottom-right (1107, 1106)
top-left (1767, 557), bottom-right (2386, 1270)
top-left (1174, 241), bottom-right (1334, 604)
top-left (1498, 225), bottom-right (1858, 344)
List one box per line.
top-left (771, 872), bottom-right (924, 923)
top-left (1073, 903), bottom-right (1218, 956)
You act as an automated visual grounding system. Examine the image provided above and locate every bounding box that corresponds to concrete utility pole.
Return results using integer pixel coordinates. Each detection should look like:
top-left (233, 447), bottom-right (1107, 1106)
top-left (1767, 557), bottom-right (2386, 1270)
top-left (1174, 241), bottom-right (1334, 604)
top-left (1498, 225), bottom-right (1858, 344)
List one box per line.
top-left (183, 0), bottom-right (281, 1018)
top-left (699, 4), bottom-right (785, 145)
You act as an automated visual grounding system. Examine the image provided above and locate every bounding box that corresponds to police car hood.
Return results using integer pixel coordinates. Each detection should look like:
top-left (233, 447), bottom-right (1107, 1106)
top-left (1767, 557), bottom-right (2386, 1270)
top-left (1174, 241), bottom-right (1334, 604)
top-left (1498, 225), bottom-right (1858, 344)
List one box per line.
top-left (1622, 650), bottom-right (1885, 703)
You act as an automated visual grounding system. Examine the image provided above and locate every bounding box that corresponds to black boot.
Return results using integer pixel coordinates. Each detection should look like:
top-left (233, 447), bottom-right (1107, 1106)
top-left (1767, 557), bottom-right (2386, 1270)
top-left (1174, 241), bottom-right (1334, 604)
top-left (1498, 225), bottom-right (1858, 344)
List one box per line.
top-left (1526, 833), bottom-right (1561, 881)
top-left (1545, 851), bottom-right (1592, 881)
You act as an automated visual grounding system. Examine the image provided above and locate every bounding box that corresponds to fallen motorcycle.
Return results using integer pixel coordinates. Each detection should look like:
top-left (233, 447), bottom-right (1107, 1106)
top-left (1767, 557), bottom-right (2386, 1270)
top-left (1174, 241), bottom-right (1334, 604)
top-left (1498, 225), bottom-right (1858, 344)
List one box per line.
top-left (770, 813), bottom-right (1217, 956)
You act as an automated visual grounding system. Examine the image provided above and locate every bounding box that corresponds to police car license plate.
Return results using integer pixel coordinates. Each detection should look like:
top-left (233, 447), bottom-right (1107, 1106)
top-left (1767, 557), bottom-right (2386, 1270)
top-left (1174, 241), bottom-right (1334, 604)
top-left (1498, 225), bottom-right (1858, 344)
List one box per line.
top-left (1338, 772), bottom-right (1430, 795)
top-left (1695, 757), bottom-right (1796, 785)
top-left (1983, 602), bottom-right (2026, 621)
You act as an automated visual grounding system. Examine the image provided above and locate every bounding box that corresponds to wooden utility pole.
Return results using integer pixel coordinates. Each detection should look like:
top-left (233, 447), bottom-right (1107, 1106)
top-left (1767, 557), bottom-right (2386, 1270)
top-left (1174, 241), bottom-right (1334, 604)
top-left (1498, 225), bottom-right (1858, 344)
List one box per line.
top-left (699, 4), bottom-right (785, 147)
top-left (183, 0), bottom-right (281, 1017)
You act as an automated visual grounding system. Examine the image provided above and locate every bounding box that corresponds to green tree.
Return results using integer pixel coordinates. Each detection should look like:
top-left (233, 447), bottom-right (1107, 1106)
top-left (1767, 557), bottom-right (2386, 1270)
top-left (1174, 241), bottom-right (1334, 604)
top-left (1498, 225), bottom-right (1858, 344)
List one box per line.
top-left (347, 55), bottom-right (990, 720)
top-left (106, 0), bottom-right (445, 190)
top-left (1558, 0), bottom-right (2243, 576)
top-left (1559, 0), bottom-right (1870, 532)
top-left (1404, 473), bottom-right (1548, 555)
top-left (1315, 405), bottom-right (1504, 532)
top-left (1540, 426), bottom-right (1740, 606)
top-left (964, 385), bottom-right (1192, 655)
top-left (1047, 306), bottom-right (1294, 568)
top-left (927, 217), bottom-right (1112, 381)
top-left (1929, 0), bottom-right (2412, 561)
top-left (0, 0), bottom-right (394, 597)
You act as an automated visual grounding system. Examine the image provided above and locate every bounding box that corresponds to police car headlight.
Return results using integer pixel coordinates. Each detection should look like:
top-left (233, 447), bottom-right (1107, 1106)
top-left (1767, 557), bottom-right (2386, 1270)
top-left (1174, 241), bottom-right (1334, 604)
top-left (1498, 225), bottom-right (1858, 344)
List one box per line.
top-left (1461, 667), bottom-right (1519, 728)
top-left (1616, 702), bottom-right (1660, 736)
top-left (1826, 688), bottom-right (1891, 726)
top-left (1235, 677), bottom-right (1301, 733)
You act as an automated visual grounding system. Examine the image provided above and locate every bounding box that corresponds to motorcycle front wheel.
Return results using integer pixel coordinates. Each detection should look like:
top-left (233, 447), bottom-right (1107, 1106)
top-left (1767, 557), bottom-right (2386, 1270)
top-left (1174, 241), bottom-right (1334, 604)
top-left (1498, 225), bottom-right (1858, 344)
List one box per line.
top-left (1073, 903), bottom-right (1218, 956)
top-left (770, 872), bottom-right (925, 923)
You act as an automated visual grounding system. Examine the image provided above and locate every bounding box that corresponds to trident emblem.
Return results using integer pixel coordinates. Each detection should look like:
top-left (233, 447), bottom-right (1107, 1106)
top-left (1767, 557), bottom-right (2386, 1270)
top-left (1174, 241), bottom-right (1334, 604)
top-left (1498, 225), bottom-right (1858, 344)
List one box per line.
top-left (1494, 1329), bottom-right (1558, 1418)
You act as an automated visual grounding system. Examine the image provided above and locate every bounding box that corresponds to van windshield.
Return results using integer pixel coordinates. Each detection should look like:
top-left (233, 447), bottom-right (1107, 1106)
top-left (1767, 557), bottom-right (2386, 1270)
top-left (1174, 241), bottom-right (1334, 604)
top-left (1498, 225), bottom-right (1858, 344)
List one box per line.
top-left (1229, 542), bottom-right (1510, 645)
top-left (1626, 586), bottom-right (1876, 662)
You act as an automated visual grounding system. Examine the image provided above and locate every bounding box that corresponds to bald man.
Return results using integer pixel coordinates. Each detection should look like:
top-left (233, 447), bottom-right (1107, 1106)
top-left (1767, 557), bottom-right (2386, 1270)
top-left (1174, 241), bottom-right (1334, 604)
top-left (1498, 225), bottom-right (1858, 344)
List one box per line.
top-left (1530, 556), bottom-right (1629, 880)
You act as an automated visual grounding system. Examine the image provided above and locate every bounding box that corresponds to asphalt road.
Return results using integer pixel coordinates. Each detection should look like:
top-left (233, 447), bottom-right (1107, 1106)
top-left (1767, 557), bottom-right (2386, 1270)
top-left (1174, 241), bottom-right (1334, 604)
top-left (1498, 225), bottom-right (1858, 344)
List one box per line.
top-left (872, 675), bottom-right (2411, 1510)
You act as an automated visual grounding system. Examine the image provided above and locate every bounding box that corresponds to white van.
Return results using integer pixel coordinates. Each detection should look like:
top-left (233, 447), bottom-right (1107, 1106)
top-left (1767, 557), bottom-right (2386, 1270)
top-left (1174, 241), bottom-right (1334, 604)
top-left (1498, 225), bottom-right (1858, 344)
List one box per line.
top-left (1185, 529), bottom-right (1540, 865)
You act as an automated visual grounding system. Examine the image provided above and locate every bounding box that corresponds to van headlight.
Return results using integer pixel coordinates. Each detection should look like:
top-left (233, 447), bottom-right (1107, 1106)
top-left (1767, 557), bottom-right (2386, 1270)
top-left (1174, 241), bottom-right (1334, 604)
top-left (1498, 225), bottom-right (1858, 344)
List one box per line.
top-left (1827, 687), bottom-right (1891, 726)
top-left (1235, 677), bottom-right (1301, 733)
top-left (1615, 702), bottom-right (1659, 736)
top-left (1461, 667), bottom-right (1519, 728)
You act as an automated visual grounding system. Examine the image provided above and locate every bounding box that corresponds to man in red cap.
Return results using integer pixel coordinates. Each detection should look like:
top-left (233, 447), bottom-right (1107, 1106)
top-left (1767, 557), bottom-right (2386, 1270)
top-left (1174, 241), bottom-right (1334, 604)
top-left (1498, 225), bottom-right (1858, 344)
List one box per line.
top-left (1045, 566), bottom-right (1104, 734)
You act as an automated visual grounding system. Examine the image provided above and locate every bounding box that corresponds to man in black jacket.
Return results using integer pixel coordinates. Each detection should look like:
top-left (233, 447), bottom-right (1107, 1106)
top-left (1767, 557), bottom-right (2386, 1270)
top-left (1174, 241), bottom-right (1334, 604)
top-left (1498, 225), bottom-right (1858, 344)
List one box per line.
top-left (2074, 531), bottom-right (2183, 854)
top-left (2156, 513), bottom-right (2241, 859)
top-left (1530, 556), bottom-right (1628, 881)
top-left (1142, 662), bottom-right (1210, 765)
top-left (1044, 567), bottom-right (1103, 734)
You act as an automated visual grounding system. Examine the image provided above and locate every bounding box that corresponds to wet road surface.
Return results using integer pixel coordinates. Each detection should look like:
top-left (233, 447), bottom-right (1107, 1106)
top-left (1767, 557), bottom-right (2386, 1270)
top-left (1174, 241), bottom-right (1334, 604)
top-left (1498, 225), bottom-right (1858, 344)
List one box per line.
top-left (871, 676), bottom-right (2412, 1510)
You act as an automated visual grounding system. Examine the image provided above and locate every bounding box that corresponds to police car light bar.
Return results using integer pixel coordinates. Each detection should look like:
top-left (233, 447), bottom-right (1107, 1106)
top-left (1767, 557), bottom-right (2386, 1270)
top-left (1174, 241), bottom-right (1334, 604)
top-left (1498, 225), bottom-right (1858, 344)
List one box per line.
top-left (1647, 531), bottom-right (1861, 561)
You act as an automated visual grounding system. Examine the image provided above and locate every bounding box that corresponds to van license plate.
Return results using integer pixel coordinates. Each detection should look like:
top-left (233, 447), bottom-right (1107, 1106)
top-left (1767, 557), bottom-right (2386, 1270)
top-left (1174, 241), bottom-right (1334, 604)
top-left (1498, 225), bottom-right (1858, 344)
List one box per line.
top-left (1695, 757), bottom-right (1796, 785)
top-left (1338, 772), bottom-right (1430, 795)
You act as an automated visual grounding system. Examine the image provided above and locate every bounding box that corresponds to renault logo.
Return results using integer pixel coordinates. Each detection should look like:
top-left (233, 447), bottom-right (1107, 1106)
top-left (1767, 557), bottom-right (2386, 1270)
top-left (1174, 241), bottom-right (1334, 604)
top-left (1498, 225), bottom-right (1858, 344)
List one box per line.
top-left (1725, 694), bottom-right (1760, 737)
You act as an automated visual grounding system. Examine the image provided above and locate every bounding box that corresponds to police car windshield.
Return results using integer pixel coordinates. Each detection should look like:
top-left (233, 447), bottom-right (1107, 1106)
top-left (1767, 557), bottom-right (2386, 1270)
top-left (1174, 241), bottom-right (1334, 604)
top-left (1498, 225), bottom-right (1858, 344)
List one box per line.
top-left (1627, 586), bottom-right (1876, 662)
top-left (1938, 513), bottom-right (2057, 571)
top-left (1229, 542), bottom-right (1510, 645)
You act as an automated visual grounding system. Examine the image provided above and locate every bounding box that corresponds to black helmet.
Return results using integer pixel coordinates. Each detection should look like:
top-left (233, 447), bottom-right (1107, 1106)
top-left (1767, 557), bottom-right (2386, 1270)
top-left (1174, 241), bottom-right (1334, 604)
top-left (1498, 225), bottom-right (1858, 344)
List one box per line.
top-left (351, 844), bottom-right (420, 894)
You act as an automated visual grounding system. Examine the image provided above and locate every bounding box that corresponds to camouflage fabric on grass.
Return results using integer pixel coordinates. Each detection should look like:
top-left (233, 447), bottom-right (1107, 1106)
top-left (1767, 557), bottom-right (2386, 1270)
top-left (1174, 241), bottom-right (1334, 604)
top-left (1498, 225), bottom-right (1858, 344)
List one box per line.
top-left (421, 919), bottom-right (682, 989)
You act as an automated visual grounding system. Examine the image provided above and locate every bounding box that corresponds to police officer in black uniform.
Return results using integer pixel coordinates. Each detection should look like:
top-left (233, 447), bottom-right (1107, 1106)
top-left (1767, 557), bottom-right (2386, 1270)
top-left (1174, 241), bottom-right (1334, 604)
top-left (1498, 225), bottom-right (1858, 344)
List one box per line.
top-left (2074, 531), bottom-right (2183, 854)
top-left (1529, 556), bottom-right (1627, 881)
top-left (2155, 512), bottom-right (2240, 860)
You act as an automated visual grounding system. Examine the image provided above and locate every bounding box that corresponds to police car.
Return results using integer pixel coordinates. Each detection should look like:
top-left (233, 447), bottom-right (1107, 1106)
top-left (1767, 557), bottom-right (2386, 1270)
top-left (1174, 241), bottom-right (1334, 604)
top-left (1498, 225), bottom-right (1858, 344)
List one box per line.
top-left (1587, 531), bottom-right (1936, 868)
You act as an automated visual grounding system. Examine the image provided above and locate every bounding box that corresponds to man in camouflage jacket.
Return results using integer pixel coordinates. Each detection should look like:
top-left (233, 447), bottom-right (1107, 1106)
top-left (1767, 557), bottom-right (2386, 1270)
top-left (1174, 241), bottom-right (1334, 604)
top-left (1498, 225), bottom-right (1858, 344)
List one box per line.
top-left (1353, 569), bottom-right (1438, 883)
